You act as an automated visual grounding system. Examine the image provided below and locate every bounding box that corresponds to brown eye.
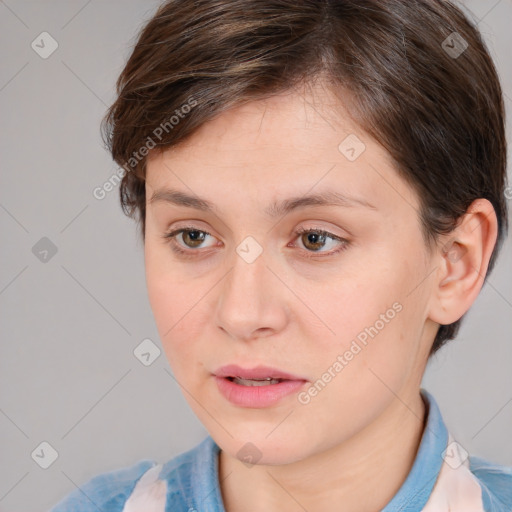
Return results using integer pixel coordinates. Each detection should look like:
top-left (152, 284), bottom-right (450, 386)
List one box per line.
top-left (180, 230), bottom-right (208, 248)
top-left (300, 231), bottom-right (327, 251)
top-left (294, 228), bottom-right (347, 254)
top-left (163, 227), bottom-right (217, 255)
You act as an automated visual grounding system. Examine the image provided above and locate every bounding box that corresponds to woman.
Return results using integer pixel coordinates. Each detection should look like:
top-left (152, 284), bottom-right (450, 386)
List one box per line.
top-left (50, 0), bottom-right (512, 510)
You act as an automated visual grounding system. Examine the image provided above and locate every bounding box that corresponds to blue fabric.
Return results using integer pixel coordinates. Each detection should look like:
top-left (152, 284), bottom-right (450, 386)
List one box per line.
top-left (48, 389), bottom-right (512, 511)
top-left (381, 388), bottom-right (448, 511)
top-left (49, 459), bottom-right (156, 511)
top-left (470, 455), bottom-right (512, 511)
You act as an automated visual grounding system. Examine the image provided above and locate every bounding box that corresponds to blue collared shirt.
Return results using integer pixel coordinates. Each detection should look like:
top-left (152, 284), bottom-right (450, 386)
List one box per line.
top-left (49, 389), bottom-right (512, 511)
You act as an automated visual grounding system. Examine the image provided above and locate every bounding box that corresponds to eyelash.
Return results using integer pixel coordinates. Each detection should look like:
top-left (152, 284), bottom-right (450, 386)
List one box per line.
top-left (162, 226), bottom-right (349, 260)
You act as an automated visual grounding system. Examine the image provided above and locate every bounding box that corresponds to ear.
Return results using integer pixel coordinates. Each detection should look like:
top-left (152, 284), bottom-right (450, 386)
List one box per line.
top-left (427, 198), bottom-right (498, 326)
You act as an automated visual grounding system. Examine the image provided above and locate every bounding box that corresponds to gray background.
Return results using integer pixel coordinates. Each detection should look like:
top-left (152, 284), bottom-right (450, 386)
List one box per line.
top-left (0, 1), bottom-right (511, 511)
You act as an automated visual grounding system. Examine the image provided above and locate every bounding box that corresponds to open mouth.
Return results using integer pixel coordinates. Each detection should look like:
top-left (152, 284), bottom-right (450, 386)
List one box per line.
top-left (226, 376), bottom-right (283, 386)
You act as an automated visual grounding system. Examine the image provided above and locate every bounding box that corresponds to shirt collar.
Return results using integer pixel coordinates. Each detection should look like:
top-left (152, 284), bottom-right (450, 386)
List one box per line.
top-left (381, 388), bottom-right (448, 511)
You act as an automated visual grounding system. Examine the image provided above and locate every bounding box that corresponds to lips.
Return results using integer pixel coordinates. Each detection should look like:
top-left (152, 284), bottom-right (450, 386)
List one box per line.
top-left (213, 364), bottom-right (308, 408)
top-left (213, 364), bottom-right (306, 382)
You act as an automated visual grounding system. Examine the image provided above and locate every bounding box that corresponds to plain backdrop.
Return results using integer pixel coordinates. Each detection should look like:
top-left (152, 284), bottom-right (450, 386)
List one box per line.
top-left (0, 1), bottom-right (511, 511)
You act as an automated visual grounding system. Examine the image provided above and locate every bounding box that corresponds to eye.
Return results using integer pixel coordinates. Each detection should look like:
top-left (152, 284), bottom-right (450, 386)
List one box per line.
top-left (162, 226), bottom-right (349, 259)
top-left (163, 226), bottom-right (218, 257)
top-left (292, 227), bottom-right (349, 257)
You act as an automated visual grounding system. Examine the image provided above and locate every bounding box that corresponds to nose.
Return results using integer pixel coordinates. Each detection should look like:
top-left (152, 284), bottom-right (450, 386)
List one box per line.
top-left (214, 246), bottom-right (288, 342)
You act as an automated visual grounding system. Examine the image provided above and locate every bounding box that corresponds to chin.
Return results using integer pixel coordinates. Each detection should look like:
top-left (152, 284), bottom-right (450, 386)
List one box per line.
top-left (217, 434), bottom-right (313, 467)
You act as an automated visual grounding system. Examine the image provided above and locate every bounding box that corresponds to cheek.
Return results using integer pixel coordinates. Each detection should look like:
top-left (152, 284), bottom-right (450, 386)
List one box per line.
top-left (145, 246), bottom-right (171, 329)
top-left (145, 245), bottom-right (202, 364)
top-left (302, 304), bottom-right (416, 442)
top-left (314, 248), bottom-right (425, 386)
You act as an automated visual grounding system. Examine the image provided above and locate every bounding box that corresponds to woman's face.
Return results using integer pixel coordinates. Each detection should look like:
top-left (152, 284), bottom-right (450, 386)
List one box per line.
top-left (144, 83), bottom-right (438, 464)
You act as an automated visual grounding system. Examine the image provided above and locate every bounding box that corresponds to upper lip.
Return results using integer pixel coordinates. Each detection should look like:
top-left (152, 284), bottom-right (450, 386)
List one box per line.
top-left (213, 364), bottom-right (307, 381)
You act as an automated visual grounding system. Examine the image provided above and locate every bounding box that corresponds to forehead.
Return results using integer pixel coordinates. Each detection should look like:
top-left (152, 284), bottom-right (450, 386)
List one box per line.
top-left (161, 83), bottom-right (364, 157)
top-left (145, 84), bottom-right (420, 219)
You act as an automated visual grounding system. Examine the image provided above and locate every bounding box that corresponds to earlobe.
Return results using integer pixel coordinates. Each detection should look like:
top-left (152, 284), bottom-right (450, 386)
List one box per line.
top-left (427, 198), bottom-right (498, 325)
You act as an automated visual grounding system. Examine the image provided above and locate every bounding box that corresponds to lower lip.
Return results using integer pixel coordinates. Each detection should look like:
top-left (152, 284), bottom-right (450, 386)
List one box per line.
top-left (214, 376), bottom-right (307, 408)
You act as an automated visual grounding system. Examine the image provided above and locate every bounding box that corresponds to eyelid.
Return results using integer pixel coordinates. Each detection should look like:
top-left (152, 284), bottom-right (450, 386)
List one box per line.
top-left (164, 225), bottom-right (219, 249)
top-left (290, 227), bottom-right (349, 257)
top-left (162, 224), bottom-right (350, 259)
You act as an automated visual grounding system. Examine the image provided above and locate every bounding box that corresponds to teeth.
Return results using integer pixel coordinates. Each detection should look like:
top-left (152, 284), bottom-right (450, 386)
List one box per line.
top-left (232, 376), bottom-right (281, 386)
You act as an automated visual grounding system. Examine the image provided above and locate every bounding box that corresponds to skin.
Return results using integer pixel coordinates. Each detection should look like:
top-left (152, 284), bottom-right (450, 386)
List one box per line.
top-left (144, 80), bottom-right (498, 512)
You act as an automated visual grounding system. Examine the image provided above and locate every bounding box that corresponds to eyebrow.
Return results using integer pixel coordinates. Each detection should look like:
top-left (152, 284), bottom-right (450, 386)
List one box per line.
top-left (148, 188), bottom-right (377, 217)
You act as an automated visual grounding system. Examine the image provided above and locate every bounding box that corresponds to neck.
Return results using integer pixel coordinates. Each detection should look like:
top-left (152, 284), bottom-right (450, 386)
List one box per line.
top-left (219, 389), bottom-right (426, 512)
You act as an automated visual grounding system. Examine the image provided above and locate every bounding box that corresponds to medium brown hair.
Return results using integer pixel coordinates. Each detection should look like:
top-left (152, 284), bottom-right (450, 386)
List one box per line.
top-left (101, 0), bottom-right (508, 356)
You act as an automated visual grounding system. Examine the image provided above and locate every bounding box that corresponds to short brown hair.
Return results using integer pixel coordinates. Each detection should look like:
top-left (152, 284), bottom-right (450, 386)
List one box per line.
top-left (101, 0), bottom-right (508, 356)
